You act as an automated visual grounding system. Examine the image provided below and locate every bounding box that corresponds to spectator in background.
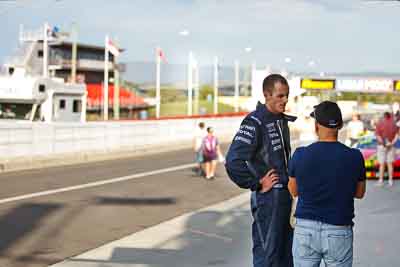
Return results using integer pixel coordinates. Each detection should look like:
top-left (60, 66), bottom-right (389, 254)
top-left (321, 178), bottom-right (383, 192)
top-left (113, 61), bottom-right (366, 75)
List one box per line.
top-left (193, 122), bottom-right (206, 176)
top-left (368, 116), bottom-right (377, 132)
top-left (202, 127), bottom-right (221, 180)
top-left (393, 102), bottom-right (400, 122)
top-left (375, 112), bottom-right (398, 186)
top-left (347, 113), bottom-right (364, 147)
top-left (3, 106), bottom-right (16, 118)
top-left (298, 115), bottom-right (317, 146)
top-left (395, 109), bottom-right (400, 123)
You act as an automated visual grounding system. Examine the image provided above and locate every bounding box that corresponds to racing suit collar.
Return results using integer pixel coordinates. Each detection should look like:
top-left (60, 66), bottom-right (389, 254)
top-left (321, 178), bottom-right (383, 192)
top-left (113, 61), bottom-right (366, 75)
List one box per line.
top-left (256, 101), bottom-right (296, 122)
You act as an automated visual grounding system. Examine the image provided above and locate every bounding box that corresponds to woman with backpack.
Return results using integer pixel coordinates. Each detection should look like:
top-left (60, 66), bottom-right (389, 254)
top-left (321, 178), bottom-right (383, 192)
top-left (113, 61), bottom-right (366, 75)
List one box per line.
top-left (202, 127), bottom-right (222, 180)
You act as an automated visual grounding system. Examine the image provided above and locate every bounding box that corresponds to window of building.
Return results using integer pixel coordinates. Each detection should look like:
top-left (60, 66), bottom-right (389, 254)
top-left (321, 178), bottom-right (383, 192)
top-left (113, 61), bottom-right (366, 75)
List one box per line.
top-left (38, 84), bottom-right (45, 93)
top-left (0, 103), bottom-right (35, 120)
top-left (78, 50), bottom-right (104, 61)
top-left (38, 50), bottom-right (43, 58)
top-left (59, 99), bottom-right (66, 110)
top-left (73, 100), bottom-right (82, 113)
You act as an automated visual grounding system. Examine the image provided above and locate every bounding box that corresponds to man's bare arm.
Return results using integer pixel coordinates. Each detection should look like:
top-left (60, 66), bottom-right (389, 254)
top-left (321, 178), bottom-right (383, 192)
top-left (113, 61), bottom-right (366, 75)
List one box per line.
top-left (288, 177), bottom-right (298, 197)
top-left (354, 180), bottom-right (366, 199)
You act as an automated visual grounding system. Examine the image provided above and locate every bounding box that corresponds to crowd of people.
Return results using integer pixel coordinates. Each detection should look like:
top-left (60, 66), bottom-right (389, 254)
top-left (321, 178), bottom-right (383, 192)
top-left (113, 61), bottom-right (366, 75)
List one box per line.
top-left (346, 109), bottom-right (399, 187)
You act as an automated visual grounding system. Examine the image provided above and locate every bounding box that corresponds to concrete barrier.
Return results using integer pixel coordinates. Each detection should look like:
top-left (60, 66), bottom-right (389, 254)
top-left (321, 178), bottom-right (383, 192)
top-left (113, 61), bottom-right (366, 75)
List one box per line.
top-left (0, 117), bottom-right (243, 172)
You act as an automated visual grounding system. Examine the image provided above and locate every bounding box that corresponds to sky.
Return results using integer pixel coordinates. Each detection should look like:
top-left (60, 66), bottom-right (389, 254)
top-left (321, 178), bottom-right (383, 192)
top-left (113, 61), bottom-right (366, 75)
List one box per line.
top-left (0, 0), bottom-right (400, 74)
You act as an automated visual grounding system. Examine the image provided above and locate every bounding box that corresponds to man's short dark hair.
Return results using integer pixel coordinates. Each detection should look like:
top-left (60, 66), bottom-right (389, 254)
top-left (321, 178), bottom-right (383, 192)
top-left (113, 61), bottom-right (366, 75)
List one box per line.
top-left (384, 112), bottom-right (391, 119)
top-left (262, 74), bottom-right (288, 96)
top-left (199, 122), bottom-right (205, 129)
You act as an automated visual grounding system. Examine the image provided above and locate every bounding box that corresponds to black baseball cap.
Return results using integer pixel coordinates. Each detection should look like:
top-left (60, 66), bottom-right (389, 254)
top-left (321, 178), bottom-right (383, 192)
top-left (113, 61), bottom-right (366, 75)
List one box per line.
top-left (310, 101), bottom-right (343, 129)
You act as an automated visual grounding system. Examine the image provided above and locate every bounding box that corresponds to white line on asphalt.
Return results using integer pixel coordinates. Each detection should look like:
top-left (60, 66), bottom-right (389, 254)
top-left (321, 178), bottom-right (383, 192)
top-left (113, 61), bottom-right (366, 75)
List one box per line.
top-left (0, 163), bottom-right (197, 205)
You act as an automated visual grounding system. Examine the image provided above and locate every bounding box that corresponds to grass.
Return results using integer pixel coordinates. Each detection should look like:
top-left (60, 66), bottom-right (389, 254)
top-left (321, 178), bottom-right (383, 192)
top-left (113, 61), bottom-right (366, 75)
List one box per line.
top-left (85, 100), bottom-right (246, 121)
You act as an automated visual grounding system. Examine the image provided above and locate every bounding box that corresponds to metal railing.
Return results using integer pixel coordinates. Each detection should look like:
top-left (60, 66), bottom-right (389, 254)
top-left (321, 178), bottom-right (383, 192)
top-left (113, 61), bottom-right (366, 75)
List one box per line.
top-left (48, 58), bottom-right (114, 70)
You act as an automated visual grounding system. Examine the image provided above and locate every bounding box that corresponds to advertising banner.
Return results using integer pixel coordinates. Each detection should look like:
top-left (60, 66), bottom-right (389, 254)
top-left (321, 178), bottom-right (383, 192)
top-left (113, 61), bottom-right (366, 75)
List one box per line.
top-left (336, 78), bottom-right (393, 93)
top-left (300, 79), bottom-right (335, 90)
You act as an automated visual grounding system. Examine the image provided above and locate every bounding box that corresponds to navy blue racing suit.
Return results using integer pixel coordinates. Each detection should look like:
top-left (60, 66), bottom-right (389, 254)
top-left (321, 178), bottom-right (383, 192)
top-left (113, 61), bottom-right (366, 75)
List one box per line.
top-left (225, 102), bottom-right (296, 267)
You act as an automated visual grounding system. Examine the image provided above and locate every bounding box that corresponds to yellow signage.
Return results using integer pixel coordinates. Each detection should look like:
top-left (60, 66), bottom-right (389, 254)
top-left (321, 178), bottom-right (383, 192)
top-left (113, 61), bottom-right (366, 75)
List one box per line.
top-left (300, 79), bottom-right (335, 90)
top-left (394, 80), bottom-right (400, 91)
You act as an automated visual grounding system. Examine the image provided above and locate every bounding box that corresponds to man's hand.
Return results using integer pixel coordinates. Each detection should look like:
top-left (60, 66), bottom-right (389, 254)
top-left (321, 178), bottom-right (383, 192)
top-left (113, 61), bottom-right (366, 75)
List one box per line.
top-left (259, 169), bottom-right (279, 193)
top-left (387, 138), bottom-right (398, 148)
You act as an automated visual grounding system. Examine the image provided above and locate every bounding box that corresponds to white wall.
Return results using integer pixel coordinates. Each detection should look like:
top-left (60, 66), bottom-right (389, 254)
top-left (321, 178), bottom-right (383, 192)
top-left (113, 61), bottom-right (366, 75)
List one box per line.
top-left (0, 117), bottom-right (243, 171)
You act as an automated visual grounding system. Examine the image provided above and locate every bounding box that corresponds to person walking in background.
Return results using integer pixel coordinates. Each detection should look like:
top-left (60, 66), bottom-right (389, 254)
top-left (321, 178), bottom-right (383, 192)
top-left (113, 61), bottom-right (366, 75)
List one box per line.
top-left (193, 121), bottom-right (206, 177)
top-left (375, 112), bottom-right (398, 186)
top-left (225, 74), bottom-right (296, 267)
top-left (347, 113), bottom-right (364, 147)
top-left (298, 115), bottom-right (317, 146)
top-left (202, 127), bottom-right (221, 180)
top-left (288, 101), bottom-right (366, 267)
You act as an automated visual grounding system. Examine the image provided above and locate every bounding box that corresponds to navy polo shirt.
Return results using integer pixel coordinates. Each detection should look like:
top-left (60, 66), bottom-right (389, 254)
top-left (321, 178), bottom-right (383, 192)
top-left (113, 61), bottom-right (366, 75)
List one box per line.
top-left (288, 141), bottom-right (366, 226)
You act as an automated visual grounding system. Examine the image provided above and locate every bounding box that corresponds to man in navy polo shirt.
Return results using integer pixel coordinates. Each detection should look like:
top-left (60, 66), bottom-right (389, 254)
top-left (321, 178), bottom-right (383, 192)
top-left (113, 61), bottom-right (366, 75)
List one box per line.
top-left (288, 101), bottom-right (366, 267)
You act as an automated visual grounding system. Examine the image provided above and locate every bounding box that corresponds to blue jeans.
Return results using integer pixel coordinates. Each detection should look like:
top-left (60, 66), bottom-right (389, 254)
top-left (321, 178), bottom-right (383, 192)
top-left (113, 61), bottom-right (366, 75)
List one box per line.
top-left (293, 218), bottom-right (353, 267)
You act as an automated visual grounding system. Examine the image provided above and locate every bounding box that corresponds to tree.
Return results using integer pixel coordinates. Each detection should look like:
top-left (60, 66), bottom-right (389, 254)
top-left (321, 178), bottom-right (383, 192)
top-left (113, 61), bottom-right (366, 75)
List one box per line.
top-left (199, 84), bottom-right (213, 100)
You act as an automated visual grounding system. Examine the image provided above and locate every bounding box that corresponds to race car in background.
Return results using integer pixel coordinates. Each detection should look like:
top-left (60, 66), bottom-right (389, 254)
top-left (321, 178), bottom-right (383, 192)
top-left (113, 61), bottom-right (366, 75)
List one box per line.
top-left (354, 134), bottom-right (400, 179)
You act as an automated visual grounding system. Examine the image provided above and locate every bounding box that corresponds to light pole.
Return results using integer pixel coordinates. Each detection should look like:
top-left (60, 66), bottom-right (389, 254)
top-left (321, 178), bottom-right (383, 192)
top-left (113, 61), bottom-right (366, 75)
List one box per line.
top-left (104, 35), bottom-right (110, 121)
top-left (179, 29), bottom-right (197, 116)
top-left (282, 57), bottom-right (292, 77)
top-left (233, 47), bottom-right (254, 113)
top-left (234, 60), bottom-right (240, 113)
top-left (155, 47), bottom-right (161, 119)
top-left (213, 56), bottom-right (219, 114)
top-left (187, 51), bottom-right (193, 116)
top-left (244, 47), bottom-right (254, 97)
top-left (193, 57), bottom-right (199, 115)
top-left (186, 51), bottom-right (199, 116)
top-left (71, 22), bottom-right (78, 84)
top-left (43, 22), bottom-right (49, 78)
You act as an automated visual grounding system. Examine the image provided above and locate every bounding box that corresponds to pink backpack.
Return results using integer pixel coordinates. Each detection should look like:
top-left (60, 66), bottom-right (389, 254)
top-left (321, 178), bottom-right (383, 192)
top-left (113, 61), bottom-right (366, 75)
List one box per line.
top-left (203, 136), bottom-right (217, 157)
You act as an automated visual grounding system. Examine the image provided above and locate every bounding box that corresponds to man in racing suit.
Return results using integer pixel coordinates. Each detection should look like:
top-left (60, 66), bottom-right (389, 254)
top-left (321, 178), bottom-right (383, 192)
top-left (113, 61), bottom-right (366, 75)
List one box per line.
top-left (225, 74), bottom-right (296, 267)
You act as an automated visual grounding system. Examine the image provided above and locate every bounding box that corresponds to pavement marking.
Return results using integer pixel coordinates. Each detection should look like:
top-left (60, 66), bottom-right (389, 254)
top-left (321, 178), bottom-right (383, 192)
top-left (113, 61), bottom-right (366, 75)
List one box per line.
top-left (0, 163), bottom-right (197, 205)
top-left (188, 228), bottom-right (233, 242)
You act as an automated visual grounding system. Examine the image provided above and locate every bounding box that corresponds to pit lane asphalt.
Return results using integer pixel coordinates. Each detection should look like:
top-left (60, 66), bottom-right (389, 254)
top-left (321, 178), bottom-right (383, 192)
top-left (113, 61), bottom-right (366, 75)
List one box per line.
top-left (0, 144), bottom-right (246, 267)
top-left (2, 140), bottom-right (399, 267)
top-left (48, 181), bottom-right (400, 267)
